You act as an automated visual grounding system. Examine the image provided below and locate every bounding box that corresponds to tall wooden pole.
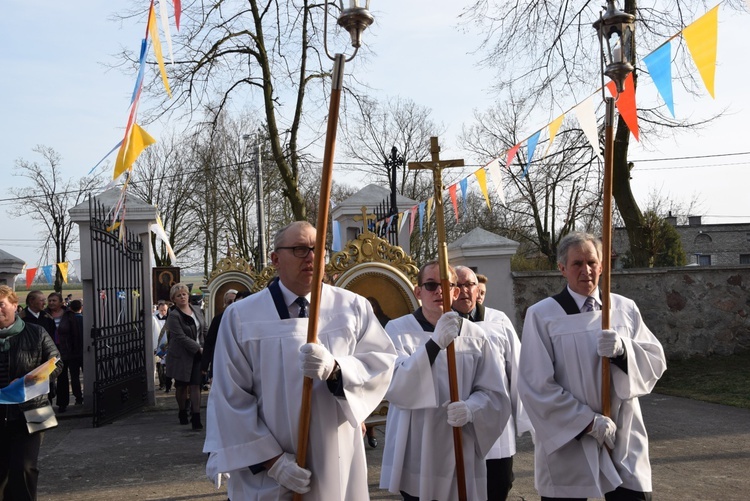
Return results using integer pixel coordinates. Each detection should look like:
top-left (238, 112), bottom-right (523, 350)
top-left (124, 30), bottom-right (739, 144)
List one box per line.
top-left (409, 137), bottom-right (467, 501)
top-left (293, 53), bottom-right (345, 501)
top-left (601, 96), bottom-right (615, 419)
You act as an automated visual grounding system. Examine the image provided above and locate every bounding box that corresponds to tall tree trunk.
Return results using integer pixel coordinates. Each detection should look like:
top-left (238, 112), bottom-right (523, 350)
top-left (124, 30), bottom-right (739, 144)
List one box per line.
top-left (612, 0), bottom-right (648, 267)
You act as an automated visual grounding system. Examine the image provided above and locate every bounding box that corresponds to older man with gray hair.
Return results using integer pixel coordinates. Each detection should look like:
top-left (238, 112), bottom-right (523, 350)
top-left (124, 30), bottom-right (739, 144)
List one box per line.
top-left (518, 231), bottom-right (666, 501)
top-left (452, 266), bottom-right (532, 500)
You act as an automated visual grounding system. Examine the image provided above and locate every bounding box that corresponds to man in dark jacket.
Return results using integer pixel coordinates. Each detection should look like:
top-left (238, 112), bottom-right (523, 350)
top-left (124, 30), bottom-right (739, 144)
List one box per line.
top-left (20, 290), bottom-right (57, 403)
top-left (45, 293), bottom-right (83, 412)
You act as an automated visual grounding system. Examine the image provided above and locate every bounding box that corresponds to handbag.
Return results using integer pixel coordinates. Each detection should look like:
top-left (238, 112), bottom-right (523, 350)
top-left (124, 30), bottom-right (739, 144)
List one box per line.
top-left (24, 405), bottom-right (58, 434)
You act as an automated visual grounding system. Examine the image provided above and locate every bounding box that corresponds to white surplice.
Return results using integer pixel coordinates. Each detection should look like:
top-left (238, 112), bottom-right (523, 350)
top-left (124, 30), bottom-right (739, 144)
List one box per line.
top-left (477, 307), bottom-right (533, 460)
top-left (380, 313), bottom-right (511, 500)
top-left (203, 283), bottom-right (397, 501)
top-left (519, 293), bottom-right (667, 498)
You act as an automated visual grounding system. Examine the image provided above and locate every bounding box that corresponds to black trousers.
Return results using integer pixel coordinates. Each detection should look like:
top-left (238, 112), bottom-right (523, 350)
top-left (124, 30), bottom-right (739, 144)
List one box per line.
top-left (0, 420), bottom-right (43, 501)
top-left (56, 357), bottom-right (83, 408)
top-left (487, 457), bottom-right (514, 501)
top-left (541, 486), bottom-right (652, 501)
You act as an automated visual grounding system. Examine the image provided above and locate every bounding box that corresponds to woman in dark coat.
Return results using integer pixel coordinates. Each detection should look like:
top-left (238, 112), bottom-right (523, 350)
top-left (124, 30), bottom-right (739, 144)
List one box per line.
top-left (0, 285), bottom-right (62, 501)
top-left (164, 283), bottom-right (206, 430)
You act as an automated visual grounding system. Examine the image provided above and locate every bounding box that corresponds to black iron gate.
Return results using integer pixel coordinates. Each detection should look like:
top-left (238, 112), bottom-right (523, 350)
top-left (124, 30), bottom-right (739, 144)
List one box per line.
top-left (89, 198), bottom-right (147, 427)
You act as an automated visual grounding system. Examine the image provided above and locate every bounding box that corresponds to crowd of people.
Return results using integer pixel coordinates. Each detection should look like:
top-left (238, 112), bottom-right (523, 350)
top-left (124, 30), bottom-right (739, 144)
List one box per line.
top-left (0, 225), bottom-right (667, 501)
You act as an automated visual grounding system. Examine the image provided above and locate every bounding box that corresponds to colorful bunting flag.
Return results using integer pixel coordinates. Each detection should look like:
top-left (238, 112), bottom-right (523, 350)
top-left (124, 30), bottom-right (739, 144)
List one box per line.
top-left (545, 114), bottom-right (565, 155)
top-left (57, 262), bottom-right (69, 284)
top-left (459, 178), bottom-right (468, 214)
top-left (41, 265), bottom-right (54, 285)
top-left (682, 5), bottom-right (719, 98)
top-left (485, 158), bottom-right (506, 206)
top-left (523, 130), bottom-right (542, 177)
top-left (606, 72), bottom-right (640, 141)
top-left (174, 0), bottom-right (182, 31)
top-left (25, 268), bottom-right (37, 289)
top-left (418, 202), bottom-right (425, 234)
top-left (506, 143), bottom-right (521, 170)
top-left (331, 221), bottom-right (342, 252)
top-left (426, 198), bottom-right (433, 224)
top-left (643, 42), bottom-right (675, 117)
top-left (574, 95), bottom-right (603, 161)
top-left (409, 206), bottom-right (417, 235)
top-left (474, 168), bottom-right (491, 209)
top-left (158, 0), bottom-right (175, 64)
top-left (148, 4), bottom-right (172, 98)
top-left (113, 123), bottom-right (157, 179)
top-left (448, 185), bottom-right (459, 223)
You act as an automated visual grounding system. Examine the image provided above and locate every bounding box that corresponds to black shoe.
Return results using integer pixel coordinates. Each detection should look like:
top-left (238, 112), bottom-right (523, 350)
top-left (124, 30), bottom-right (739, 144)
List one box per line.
top-left (178, 410), bottom-right (189, 425)
top-left (75, 398), bottom-right (83, 405)
top-left (367, 435), bottom-right (378, 448)
top-left (58, 406), bottom-right (67, 413)
top-left (191, 412), bottom-right (203, 431)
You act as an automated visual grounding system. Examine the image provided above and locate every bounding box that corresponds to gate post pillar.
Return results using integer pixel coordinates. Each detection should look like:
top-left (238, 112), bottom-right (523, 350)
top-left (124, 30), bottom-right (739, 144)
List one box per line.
top-left (71, 189), bottom-right (158, 413)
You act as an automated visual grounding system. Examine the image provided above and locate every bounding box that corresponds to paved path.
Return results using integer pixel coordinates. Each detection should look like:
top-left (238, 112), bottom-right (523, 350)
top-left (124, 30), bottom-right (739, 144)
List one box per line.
top-left (36, 391), bottom-right (750, 500)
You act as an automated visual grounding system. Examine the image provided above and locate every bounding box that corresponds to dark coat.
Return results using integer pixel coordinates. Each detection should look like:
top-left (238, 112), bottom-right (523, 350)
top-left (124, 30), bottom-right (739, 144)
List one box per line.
top-left (44, 308), bottom-right (83, 361)
top-left (0, 321), bottom-right (62, 423)
top-left (164, 305), bottom-right (206, 382)
top-left (20, 307), bottom-right (56, 338)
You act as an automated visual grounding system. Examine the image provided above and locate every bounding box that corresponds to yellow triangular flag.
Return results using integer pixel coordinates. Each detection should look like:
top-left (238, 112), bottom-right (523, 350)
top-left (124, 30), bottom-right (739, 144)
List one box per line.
top-left (149, 4), bottom-right (172, 98)
top-left (682, 6), bottom-right (719, 98)
top-left (426, 198), bottom-right (434, 224)
top-left (545, 113), bottom-right (565, 155)
top-left (57, 262), bottom-right (69, 284)
top-left (474, 168), bottom-right (491, 209)
top-left (113, 124), bottom-right (157, 179)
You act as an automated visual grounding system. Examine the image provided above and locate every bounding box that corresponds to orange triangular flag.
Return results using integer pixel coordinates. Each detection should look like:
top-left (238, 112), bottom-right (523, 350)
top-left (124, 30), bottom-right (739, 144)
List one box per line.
top-left (448, 185), bottom-right (459, 223)
top-left (682, 5), bottom-right (719, 98)
top-left (606, 73), bottom-right (639, 141)
top-left (25, 268), bottom-right (37, 289)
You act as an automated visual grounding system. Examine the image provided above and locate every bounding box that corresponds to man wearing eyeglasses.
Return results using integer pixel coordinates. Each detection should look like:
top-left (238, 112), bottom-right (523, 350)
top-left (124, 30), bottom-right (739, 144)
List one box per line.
top-left (452, 266), bottom-right (533, 501)
top-left (380, 260), bottom-right (510, 501)
top-left (204, 221), bottom-right (397, 500)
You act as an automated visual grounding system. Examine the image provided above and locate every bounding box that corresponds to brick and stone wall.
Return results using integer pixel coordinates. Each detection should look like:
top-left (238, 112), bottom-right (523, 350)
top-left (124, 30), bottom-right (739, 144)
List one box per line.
top-left (512, 266), bottom-right (750, 359)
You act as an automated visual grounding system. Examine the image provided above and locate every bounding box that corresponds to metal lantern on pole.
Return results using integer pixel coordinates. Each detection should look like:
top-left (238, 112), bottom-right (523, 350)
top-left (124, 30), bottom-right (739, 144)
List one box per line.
top-left (592, 0), bottom-right (635, 422)
top-left (294, 2), bottom-right (373, 498)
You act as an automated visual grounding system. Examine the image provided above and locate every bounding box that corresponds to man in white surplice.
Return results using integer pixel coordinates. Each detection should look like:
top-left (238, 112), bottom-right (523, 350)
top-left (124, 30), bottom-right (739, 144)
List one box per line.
top-left (519, 232), bottom-right (666, 501)
top-left (203, 221), bottom-right (397, 500)
top-left (380, 261), bottom-right (510, 501)
top-left (452, 266), bottom-right (533, 501)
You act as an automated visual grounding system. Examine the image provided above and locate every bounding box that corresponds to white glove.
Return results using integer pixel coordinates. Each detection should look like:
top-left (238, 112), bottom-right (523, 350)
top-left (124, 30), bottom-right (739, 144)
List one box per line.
top-left (444, 399), bottom-right (474, 427)
top-left (212, 472), bottom-right (230, 489)
top-left (587, 414), bottom-right (617, 449)
top-left (266, 452), bottom-right (311, 494)
top-left (598, 329), bottom-right (625, 358)
top-left (431, 311), bottom-right (461, 349)
top-left (299, 343), bottom-right (336, 380)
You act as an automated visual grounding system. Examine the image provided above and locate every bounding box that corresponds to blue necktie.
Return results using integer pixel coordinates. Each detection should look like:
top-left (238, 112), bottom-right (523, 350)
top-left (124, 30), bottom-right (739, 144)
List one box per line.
top-left (295, 297), bottom-right (309, 318)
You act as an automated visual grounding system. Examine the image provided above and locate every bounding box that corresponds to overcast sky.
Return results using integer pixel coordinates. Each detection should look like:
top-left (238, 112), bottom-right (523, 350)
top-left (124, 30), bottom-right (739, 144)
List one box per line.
top-left (1, 1), bottom-right (749, 269)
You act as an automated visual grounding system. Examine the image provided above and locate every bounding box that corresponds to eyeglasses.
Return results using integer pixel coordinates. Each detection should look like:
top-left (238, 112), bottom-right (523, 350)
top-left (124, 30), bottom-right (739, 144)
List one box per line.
top-left (456, 282), bottom-right (477, 290)
top-left (276, 246), bottom-right (315, 258)
top-left (419, 281), bottom-right (456, 292)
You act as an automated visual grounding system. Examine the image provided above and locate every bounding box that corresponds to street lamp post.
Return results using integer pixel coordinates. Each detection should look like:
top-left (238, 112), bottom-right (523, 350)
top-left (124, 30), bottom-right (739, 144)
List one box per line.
top-left (385, 146), bottom-right (404, 245)
top-left (294, 2), bottom-right (373, 496)
top-left (243, 133), bottom-right (268, 270)
top-left (593, 0), bottom-right (635, 421)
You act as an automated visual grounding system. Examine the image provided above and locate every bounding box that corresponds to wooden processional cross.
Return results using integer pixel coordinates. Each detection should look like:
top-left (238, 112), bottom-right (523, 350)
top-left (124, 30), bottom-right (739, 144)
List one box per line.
top-left (409, 136), bottom-right (469, 501)
top-left (353, 206), bottom-right (377, 234)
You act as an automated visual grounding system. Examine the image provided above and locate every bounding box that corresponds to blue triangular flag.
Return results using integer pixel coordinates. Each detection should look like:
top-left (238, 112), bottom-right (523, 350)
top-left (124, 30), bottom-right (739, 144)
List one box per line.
top-left (644, 42), bottom-right (675, 117)
top-left (523, 131), bottom-right (542, 178)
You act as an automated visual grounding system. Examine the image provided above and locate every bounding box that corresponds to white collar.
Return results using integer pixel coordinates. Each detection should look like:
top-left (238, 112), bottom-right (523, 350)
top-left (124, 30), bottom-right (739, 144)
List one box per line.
top-left (277, 280), bottom-right (311, 309)
top-left (567, 285), bottom-right (601, 311)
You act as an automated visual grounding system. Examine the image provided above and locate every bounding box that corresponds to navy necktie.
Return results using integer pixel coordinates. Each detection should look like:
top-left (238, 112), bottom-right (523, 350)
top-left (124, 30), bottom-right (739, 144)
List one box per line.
top-left (295, 296), bottom-right (309, 318)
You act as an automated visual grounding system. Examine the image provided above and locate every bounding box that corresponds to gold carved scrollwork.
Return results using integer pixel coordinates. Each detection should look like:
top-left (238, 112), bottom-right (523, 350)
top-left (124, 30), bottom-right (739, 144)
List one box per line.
top-left (208, 246), bottom-right (254, 283)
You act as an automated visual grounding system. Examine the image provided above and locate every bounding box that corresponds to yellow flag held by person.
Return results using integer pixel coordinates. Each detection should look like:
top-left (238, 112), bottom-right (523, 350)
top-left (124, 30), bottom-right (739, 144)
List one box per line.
top-left (113, 123), bottom-right (157, 179)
